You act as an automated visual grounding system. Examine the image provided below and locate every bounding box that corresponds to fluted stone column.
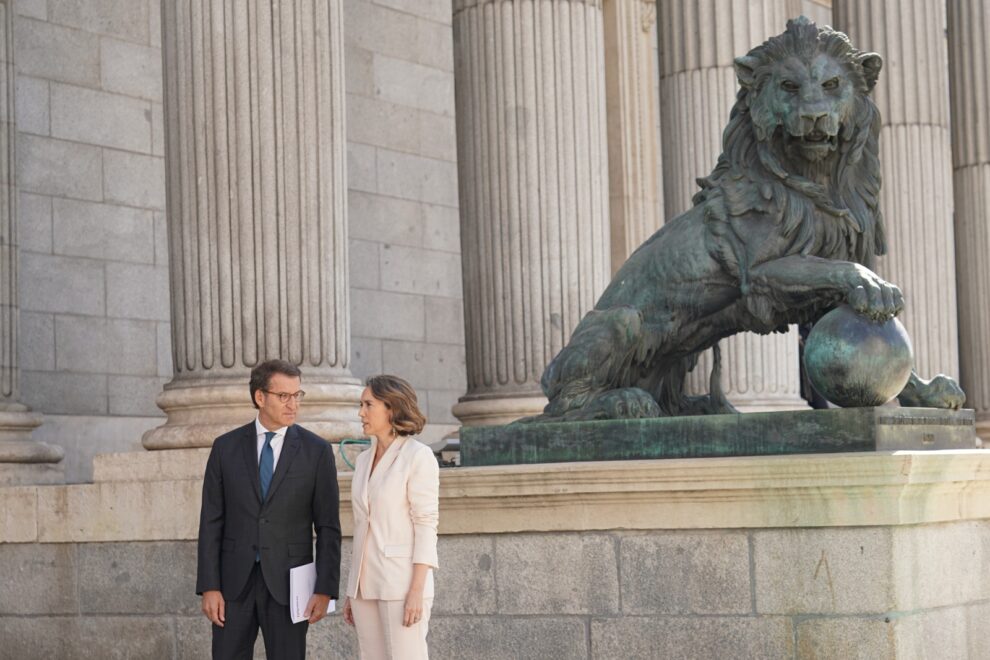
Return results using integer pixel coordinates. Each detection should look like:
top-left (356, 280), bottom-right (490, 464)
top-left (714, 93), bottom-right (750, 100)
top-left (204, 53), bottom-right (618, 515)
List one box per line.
top-left (451, 0), bottom-right (611, 426)
top-left (658, 1), bottom-right (806, 412)
top-left (0, 0), bottom-right (63, 484)
top-left (604, 0), bottom-right (663, 271)
top-left (144, 0), bottom-right (361, 449)
top-left (833, 1), bottom-right (959, 381)
top-left (948, 0), bottom-right (990, 437)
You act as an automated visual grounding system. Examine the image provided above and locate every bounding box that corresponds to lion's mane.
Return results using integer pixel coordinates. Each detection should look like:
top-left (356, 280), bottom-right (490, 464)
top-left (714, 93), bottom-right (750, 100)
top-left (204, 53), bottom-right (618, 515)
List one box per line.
top-left (693, 18), bottom-right (886, 322)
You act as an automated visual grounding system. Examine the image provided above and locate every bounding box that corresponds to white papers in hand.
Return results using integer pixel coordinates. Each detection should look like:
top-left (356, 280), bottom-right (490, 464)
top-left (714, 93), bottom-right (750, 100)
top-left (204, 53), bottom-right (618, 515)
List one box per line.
top-left (289, 562), bottom-right (336, 624)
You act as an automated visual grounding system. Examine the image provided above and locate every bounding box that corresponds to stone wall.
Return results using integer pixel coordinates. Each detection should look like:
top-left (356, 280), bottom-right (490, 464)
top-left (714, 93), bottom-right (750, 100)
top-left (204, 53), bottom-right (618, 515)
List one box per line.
top-left (13, 0), bottom-right (169, 480)
top-left (342, 0), bottom-right (464, 444)
top-left (14, 0), bottom-right (464, 481)
top-left (3, 522), bottom-right (990, 659)
top-left (3, 449), bottom-right (990, 658)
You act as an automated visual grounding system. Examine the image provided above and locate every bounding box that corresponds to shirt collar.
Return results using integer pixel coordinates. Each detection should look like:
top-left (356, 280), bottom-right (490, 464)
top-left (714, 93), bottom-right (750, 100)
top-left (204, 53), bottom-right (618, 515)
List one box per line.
top-left (255, 417), bottom-right (289, 438)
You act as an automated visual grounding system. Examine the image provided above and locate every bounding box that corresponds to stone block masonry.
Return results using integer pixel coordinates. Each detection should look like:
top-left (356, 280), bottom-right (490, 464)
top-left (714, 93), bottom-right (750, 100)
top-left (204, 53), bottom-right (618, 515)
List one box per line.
top-left (11, 2), bottom-right (171, 482)
top-left (2, 525), bottom-right (989, 659)
top-left (2, 450), bottom-right (990, 657)
top-left (343, 0), bottom-right (463, 448)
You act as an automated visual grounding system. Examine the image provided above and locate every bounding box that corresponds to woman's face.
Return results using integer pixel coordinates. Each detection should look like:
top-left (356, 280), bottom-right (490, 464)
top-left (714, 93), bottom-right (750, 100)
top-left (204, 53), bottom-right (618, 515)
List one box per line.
top-left (358, 387), bottom-right (392, 440)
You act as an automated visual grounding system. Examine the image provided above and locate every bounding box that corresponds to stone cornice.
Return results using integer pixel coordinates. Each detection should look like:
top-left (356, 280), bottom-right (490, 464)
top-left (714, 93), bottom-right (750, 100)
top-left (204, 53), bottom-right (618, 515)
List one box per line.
top-left (3, 450), bottom-right (990, 544)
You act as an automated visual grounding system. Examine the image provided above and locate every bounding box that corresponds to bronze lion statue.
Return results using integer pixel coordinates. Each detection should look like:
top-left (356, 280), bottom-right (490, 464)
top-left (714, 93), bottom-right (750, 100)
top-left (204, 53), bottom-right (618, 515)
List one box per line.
top-left (531, 18), bottom-right (963, 422)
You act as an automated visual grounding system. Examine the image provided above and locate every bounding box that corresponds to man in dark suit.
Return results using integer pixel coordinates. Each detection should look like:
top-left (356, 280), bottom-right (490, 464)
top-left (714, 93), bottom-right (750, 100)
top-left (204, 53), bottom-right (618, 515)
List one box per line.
top-left (197, 359), bottom-right (341, 659)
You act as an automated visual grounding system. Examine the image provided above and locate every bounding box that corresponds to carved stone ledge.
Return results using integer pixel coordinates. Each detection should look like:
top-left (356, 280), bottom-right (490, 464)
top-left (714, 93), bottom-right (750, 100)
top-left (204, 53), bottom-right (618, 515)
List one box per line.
top-left (5, 448), bottom-right (990, 544)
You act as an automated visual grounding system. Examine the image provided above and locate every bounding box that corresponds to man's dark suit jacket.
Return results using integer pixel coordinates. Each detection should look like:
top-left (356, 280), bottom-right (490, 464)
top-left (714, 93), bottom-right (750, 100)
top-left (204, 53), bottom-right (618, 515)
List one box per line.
top-left (196, 422), bottom-right (341, 605)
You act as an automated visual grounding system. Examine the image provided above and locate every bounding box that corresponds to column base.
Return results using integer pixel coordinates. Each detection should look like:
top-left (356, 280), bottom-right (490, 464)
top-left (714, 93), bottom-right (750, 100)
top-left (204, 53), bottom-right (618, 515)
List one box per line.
top-left (732, 395), bottom-right (811, 414)
top-left (452, 393), bottom-right (549, 427)
top-left (976, 415), bottom-right (990, 447)
top-left (142, 379), bottom-right (363, 449)
top-left (0, 407), bottom-right (63, 461)
top-left (0, 462), bottom-right (64, 485)
top-left (0, 405), bottom-right (64, 484)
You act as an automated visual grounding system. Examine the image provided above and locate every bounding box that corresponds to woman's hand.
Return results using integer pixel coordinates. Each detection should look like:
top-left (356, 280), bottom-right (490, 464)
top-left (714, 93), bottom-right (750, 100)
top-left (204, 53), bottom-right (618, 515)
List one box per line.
top-left (403, 587), bottom-right (424, 627)
top-left (342, 597), bottom-right (354, 626)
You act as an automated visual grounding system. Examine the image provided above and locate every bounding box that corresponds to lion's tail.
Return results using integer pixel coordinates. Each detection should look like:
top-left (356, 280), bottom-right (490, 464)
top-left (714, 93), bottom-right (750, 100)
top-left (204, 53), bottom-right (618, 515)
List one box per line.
top-left (707, 343), bottom-right (734, 412)
top-left (661, 343), bottom-right (737, 415)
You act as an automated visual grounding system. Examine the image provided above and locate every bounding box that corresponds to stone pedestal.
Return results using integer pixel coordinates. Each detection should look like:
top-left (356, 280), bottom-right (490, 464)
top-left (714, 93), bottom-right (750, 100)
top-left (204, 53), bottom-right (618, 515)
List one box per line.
top-left (657, 0), bottom-right (806, 412)
top-left (603, 0), bottom-right (663, 271)
top-left (0, 0), bottom-right (62, 483)
top-left (833, 0), bottom-right (960, 381)
top-left (144, 0), bottom-right (361, 449)
top-left (460, 407), bottom-right (977, 466)
top-left (451, 0), bottom-right (611, 427)
top-left (948, 0), bottom-right (990, 440)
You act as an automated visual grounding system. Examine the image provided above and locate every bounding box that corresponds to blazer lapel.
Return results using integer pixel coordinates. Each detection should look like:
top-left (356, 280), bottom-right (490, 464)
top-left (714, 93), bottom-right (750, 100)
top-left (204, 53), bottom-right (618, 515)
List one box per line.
top-left (241, 424), bottom-right (262, 504)
top-left (263, 425), bottom-right (301, 506)
top-left (368, 437), bottom-right (405, 496)
top-left (355, 439), bottom-right (375, 514)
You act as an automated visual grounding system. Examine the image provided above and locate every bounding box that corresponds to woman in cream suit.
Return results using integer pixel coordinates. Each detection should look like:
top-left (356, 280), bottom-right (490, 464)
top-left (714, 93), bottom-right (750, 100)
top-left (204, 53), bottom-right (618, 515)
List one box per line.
top-left (343, 375), bottom-right (439, 660)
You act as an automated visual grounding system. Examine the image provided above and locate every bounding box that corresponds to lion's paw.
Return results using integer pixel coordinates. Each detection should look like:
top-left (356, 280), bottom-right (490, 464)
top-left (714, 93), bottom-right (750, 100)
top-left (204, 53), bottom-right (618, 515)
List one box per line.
top-left (846, 267), bottom-right (904, 322)
top-left (897, 374), bottom-right (966, 410)
top-left (581, 388), bottom-right (662, 420)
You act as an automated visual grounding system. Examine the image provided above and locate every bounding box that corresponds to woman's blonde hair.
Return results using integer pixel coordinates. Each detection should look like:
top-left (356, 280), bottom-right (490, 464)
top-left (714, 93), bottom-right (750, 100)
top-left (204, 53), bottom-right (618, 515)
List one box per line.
top-left (365, 374), bottom-right (427, 436)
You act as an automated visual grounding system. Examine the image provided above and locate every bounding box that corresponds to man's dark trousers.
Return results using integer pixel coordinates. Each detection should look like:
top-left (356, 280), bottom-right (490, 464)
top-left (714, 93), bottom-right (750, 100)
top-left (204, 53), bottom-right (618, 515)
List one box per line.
top-left (212, 564), bottom-right (307, 659)
top-left (196, 422), bottom-right (341, 660)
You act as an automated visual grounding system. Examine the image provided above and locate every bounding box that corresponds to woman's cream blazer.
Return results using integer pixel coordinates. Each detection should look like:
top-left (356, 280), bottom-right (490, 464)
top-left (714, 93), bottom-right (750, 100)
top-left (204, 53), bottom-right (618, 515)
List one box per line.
top-left (346, 436), bottom-right (439, 601)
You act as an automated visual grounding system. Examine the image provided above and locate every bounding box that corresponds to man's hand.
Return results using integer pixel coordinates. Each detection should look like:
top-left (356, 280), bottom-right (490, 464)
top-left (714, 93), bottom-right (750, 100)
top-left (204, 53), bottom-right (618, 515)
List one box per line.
top-left (305, 593), bottom-right (332, 624)
top-left (202, 590), bottom-right (225, 627)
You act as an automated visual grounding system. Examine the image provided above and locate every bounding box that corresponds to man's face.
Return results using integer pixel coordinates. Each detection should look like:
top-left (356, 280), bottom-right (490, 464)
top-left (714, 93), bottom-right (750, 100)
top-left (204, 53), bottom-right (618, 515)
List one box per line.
top-left (255, 373), bottom-right (302, 430)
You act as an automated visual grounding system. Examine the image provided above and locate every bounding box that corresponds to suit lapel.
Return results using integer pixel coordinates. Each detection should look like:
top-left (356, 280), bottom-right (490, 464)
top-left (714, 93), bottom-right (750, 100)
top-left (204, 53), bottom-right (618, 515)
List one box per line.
top-left (241, 424), bottom-right (262, 504)
top-left (263, 424), bottom-right (301, 506)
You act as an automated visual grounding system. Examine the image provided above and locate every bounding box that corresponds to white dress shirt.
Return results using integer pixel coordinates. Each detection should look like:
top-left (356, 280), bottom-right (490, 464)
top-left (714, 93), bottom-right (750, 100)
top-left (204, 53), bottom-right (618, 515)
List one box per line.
top-left (255, 418), bottom-right (287, 469)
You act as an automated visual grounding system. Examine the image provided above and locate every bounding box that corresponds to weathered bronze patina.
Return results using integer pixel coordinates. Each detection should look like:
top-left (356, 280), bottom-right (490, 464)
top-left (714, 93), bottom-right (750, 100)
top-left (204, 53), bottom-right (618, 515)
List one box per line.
top-left (462, 407), bottom-right (976, 466)
top-left (527, 17), bottom-right (964, 422)
top-left (803, 304), bottom-right (913, 407)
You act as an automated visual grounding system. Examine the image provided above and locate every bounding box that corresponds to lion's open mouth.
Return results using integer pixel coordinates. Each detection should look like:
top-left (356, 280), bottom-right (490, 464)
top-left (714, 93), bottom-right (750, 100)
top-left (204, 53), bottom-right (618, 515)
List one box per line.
top-left (781, 128), bottom-right (839, 162)
top-left (787, 130), bottom-right (838, 157)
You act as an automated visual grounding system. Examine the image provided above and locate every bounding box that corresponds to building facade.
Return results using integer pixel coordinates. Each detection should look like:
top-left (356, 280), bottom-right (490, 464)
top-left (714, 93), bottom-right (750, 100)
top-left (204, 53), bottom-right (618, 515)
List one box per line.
top-left (3, 2), bottom-right (990, 658)
top-left (1, 0), bottom-right (986, 485)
